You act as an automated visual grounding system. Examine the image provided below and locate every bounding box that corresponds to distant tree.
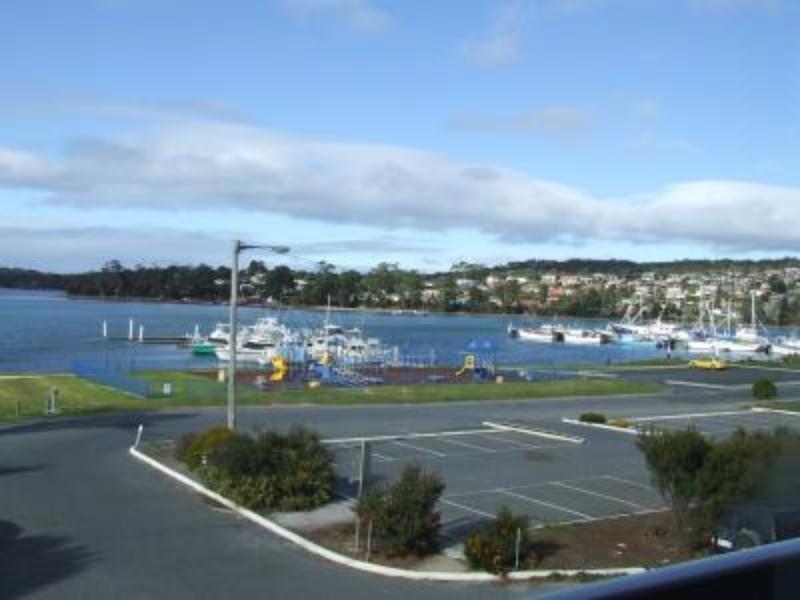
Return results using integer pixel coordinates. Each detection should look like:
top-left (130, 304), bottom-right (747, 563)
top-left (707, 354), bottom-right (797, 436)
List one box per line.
top-left (769, 275), bottom-right (788, 295)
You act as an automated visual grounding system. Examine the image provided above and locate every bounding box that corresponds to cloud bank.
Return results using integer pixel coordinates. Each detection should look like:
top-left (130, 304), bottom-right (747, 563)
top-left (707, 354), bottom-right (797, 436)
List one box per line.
top-left (0, 121), bottom-right (798, 255)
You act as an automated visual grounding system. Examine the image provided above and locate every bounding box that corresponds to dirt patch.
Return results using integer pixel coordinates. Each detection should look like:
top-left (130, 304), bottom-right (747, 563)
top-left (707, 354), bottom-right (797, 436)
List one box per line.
top-left (528, 512), bottom-right (699, 570)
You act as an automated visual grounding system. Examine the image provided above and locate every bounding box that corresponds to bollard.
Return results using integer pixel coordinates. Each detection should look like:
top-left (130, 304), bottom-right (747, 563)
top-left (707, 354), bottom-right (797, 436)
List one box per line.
top-left (365, 520), bottom-right (373, 562)
top-left (45, 387), bottom-right (58, 415)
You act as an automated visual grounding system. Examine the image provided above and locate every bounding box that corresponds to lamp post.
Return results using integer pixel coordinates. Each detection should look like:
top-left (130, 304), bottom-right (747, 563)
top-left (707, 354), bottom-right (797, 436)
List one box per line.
top-left (227, 239), bottom-right (290, 431)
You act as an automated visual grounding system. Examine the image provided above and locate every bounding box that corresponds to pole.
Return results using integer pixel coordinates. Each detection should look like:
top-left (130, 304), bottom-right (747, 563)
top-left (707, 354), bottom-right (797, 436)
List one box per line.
top-left (102, 320), bottom-right (108, 338)
top-left (366, 520), bottom-right (373, 562)
top-left (515, 527), bottom-right (522, 570)
top-left (227, 240), bottom-right (240, 431)
top-left (129, 318), bottom-right (134, 341)
top-left (138, 324), bottom-right (144, 343)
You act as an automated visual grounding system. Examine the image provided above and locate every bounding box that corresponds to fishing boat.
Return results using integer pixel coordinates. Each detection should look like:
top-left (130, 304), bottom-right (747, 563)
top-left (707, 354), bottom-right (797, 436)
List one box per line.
top-left (517, 324), bottom-right (559, 343)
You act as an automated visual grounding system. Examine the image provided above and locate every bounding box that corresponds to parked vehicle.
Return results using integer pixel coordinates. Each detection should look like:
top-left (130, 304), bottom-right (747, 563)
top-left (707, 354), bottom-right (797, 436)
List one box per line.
top-left (714, 503), bottom-right (800, 551)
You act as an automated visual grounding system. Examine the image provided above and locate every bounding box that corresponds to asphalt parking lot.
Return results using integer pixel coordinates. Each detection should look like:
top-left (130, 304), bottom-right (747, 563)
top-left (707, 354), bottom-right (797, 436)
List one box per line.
top-left (610, 364), bottom-right (800, 389)
top-left (326, 421), bottom-right (666, 540)
top-left (627, 407), bottom-right (800, 439)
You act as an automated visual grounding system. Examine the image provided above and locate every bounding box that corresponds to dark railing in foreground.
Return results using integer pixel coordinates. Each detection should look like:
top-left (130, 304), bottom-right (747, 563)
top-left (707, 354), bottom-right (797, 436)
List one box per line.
top-left (541, 538), bottom-right (800, 600)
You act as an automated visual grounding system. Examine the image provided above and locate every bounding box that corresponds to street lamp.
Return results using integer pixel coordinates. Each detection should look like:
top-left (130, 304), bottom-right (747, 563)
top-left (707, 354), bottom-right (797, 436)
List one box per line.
top-left (227, 239), bottom-right (290, 431)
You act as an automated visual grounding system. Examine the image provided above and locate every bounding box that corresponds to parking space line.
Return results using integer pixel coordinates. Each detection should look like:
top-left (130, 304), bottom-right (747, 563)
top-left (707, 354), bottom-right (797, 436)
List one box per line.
top-left (603, 475), bottom-right (655, 492)
top-left (440, 498), bottom-right (495, 519)
top-left (438, 437), bottom-right (495, 452)
top-left (392, 440), bottom-right (447, 458)
top-left (664, 380), bottom-right (733, 390)
top-left (475, 433), bottom-right (536, 449)
top-left (550, 481), bottom-right (647, 511)
top-left (322, 427), bottom-right (503, 445)
top-left (499, 490), bottom-right (593, 520)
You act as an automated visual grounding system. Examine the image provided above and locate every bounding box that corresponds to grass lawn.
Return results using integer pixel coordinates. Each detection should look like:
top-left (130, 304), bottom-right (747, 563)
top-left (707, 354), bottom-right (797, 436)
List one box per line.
top-left (0, 371), bottom-right (661, 423)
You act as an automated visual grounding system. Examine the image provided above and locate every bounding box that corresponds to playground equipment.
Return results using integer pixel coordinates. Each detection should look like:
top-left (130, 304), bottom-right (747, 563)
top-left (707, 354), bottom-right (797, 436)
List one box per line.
top-left (269, 357), bottom-right (289, 382)
top-left (456, 338), bottom-right (497, 381)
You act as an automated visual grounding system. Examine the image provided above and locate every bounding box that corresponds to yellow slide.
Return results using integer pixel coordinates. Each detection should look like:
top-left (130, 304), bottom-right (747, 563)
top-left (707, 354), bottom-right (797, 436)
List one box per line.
top-left (456, 354), bottom-right (476, 377)
top-left (270, 357), bottom-right (289, 382)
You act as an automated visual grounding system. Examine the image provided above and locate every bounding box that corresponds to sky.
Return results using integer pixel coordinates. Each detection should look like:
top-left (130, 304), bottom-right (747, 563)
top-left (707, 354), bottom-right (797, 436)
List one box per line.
top-left (0, 0), bottom-right (798, 273)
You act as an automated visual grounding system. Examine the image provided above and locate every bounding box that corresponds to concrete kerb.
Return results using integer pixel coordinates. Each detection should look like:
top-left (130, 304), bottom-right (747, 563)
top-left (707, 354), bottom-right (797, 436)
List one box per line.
top-left (129, 427), bottom-right (645, 583)
top-left (561, 418), bottom-right (640, 436)
top-left (481, 421), bottom-right (585, 444)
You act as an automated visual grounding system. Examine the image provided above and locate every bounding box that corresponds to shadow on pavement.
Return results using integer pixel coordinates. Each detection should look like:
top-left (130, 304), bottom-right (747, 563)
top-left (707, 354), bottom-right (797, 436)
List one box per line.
top-left (0, 520), bottom-right (95, 600)
top-left (0, 465), bottom-right (50, 477)
top-left (0, 411), bottom-right (198, 438)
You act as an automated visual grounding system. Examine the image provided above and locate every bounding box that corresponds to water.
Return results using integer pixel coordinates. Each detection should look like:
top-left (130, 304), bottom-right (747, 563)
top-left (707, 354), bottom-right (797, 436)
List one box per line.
top-left (0, 288), bottom-right (702, 374)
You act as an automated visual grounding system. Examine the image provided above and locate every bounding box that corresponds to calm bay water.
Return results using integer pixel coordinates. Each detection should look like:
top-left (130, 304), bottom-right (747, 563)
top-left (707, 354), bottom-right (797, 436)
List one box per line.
top-left (0, 288), bottom-right (678, 374)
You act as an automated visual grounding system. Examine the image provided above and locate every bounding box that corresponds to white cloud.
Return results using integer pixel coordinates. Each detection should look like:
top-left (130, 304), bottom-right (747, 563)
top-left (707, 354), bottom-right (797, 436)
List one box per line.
top-left (0, 121), bottom-right (798, 255)
top-left (281, 0), bottom-right (392, 34)
top-left (448, 106), bottom-right (594, 141)
top-left (462, 0), bottom-right (526, 67)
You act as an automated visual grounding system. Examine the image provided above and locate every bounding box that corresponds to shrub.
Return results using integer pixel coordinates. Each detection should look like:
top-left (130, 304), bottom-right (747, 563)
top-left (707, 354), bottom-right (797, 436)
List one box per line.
top-left (356, 464), bottom-right (444, 557)
top-left (464, 507), bottom-right (530, 575)
top-left (174, 431), bottom-right (197, 463)
top-left (753, 378), bottom-right (777, 401)
top-left (180, 426), bottom-right (235, 469)
top-left (201, 426), bottom-right (334, 512)
top-left (579, 412), bottom-right (606, 424)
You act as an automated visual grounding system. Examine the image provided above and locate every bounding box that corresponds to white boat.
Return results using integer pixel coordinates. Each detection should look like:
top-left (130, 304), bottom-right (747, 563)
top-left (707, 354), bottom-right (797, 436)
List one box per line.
top-left (517, 324), bottom-right (558, 343)
top-left (562, 328), bottom-right (614, 345)
top-left (214, 317), bottom-right (294, 363)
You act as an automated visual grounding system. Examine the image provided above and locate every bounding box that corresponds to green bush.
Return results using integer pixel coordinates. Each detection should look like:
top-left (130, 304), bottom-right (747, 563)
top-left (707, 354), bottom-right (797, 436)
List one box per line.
top-left (753, 378), bottom-right (778, 401)
top-left (579, 412), bottom-right (607, 424)
top-left (201, 426), bottom-right (334, 512)
top-left (178, 426), bottom-right (235, 469)
top-left (464, 507), bottom-right (530, 575)
top-left (174, 431), bottom-right (197, 463)
top-left (356, 464), bottom-right (444, 557)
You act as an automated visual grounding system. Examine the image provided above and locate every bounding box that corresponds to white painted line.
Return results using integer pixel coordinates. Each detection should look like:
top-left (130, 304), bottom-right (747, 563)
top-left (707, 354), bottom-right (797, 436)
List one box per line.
top-left (576, 371), bottom-right (619, 379)
top-left (603, 475), bottom-right (656, 492)
top-left (372, 452), bottom-right (394, 462)
top-left (129, 441), bottom-right (647, 582)
top-left (628, 409), bottom-right (754, 422)
top-left (438, 437), bottom-right (495, 453)
top-left (482, 421), bottom-right (584, 444)
top-left (440, 498), bottom-right (496, 520)
top-left (561, 418), bottom-right (639, 436)
top-left (499, 490), bottom-right (594, 520)
top-left (392, 440), bottom-right (447, 458)
top-left (752, 407), bottom-right (800, 417)
top-left (322, 427), bottom-right (502, 445)
top-left (476, 433), bottom-right (540, 449)
top-left (550, 481), bottom-right (647, 511)
top-left (736, 365), bottom-right (800, 374)
top-left (664, 380), bottom-right (732, 390)
top-left (541, 507), bottom-right (669, 529)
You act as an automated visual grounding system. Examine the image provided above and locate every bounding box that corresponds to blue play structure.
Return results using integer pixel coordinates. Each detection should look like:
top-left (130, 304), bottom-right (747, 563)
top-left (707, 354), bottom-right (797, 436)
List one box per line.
top-left (456, 338), bottom-right (497, 381)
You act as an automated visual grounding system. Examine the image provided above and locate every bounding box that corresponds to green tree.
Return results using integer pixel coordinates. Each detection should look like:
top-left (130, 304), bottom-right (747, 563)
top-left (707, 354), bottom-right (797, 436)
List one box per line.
top-left (636, 428), bottom-right (711, 543)
top-left (356, 465), bottom-right (445, 557)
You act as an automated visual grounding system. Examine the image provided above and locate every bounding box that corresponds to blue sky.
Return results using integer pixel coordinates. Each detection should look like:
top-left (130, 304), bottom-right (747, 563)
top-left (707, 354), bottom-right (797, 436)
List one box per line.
top-left (0, 0), bottom-right (798, 272)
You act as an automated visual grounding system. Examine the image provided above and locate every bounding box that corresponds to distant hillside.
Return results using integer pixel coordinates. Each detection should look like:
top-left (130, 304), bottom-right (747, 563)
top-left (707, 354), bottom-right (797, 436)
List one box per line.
top-left (500, 257), bottom-right (800, 276)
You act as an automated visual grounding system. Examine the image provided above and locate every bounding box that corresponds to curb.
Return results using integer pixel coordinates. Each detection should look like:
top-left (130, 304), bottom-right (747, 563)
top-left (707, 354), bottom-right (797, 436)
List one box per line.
top-left (561, 418), bottom-right (639, 436)
top-left (482, 421), bottom-right (585, 444)
top-left (129, 433), bottom-right (646, 583)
